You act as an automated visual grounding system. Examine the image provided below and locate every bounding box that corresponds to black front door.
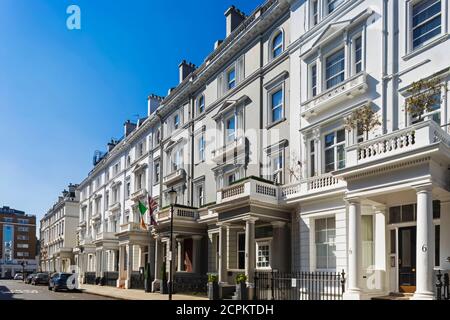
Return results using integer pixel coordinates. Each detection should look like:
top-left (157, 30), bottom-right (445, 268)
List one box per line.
top-left (398, 227), bottom-right (416, 293)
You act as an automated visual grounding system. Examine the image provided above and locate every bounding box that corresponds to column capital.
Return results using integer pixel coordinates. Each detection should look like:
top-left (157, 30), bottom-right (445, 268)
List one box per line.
top-left (192, 235), bottom-right (203, 241)
top-left (217, 222), bottom-right (230, 228)
top-left (372, 204), bottom-right (387, 212)
top-left (243, 216), bottom-right (259, 224)
top-left (413, 183), bottom-right (433, 193)
top-left (345, 197), bottom-right (361, 205)
top-left (271, 221), bottom-right (286, 228)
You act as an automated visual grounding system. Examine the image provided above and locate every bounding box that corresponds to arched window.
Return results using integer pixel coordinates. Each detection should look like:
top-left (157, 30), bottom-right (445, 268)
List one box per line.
top-left (272, 31), bottom-right (283, 59)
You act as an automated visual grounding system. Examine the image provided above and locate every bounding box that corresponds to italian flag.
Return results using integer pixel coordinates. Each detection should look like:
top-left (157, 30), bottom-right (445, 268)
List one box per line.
top-left (138, 201), bottom-right (148, 230)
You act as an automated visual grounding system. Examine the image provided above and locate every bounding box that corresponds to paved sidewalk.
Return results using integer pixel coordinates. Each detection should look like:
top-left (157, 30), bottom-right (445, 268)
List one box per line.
top-left (80, 284), bottom-right (208, 300)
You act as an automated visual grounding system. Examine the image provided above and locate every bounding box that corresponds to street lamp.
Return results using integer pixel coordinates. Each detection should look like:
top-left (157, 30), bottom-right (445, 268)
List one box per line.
top-left (167, 187), bottom-right (177, 301)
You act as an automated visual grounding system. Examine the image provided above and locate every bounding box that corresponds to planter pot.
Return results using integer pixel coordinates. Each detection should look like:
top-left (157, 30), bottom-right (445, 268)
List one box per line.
top-left (144, 278), bottom-right (151, 293)
top-left (160, 280), bottom-right (168, 295)
top-left (208, 282), bottom-right (220, 300)
top-left (235, 282), bottom-right (248, 300)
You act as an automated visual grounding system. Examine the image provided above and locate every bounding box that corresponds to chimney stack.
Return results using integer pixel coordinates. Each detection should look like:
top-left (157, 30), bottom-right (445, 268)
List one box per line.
top-left (148, 94), bottom-right (164, 116)
top-left (214, 40), bottom-right (223, 50)
top-left (225, 6), bottom-right (246, 37)
top-left (124, 120), bottom-right (137, 137)
top-left (107, 139), bottom-right (118, 152)
top-left (179, 60), bottom-right (196, 84)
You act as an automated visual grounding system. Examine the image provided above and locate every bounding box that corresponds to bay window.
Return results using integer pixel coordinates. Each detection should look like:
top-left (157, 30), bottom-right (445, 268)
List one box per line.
top-left (324, 129), bottom-right (346, 173)
top-left (412, 0), bottom-right (442, 50)
top-left (315, 217), bottom-right (336, 270)
top-left (325, 48), bottom-right (345, 89)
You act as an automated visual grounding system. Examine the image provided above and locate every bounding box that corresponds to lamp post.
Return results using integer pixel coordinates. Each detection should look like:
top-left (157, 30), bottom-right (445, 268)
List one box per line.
top-left (167, 187), bottom-right (177, 301)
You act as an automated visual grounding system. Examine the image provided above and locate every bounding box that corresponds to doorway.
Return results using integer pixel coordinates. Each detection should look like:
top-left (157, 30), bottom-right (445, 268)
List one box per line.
top-left (398, 227), bottom-right (416, 293)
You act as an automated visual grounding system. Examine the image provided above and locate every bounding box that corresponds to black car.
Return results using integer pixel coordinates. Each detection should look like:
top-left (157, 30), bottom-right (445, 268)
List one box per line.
top-left (25, 273), bottom-right (37, 284)
top-left (48, 273), bottom-right (76, 292)
top-left (31, 273), bottom-right (49, 286)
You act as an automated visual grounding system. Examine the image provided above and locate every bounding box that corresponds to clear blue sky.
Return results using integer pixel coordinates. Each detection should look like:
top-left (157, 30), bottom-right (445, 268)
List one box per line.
top-left (0, 0), bottom-right (263, 230)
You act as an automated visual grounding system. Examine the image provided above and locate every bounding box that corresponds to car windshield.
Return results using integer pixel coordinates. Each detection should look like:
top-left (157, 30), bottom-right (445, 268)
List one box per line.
top-left (37, 274), bottom-right (48, 278)
top-left (59, 274), bottom-right (72, 280)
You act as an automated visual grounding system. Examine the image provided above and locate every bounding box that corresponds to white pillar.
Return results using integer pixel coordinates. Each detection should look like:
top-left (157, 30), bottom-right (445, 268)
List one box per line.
top-left (344, 199), bottom-right (363, 300)
top-left (126, 244), bottom-right (133, 289)
top-left (244, 217), bottom-right (258, 300)
top-left (192, 235), bottom-right (203, 274)
top-left (152, 236), bottom-right (162, 292)
top-left (218, 224), bottom-right (228, 284)
top-left (440, 199), bottom-right (450, 269)
top-left (373, 206), bottom-right (387, 292)
top-left (177, 239), bottom-right (184, 272)
top-left (413, 184), bottom-right (434, 300)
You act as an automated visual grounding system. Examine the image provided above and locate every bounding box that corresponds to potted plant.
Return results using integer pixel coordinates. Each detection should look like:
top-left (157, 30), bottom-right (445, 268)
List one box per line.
top-left (405, 78), bottom-right (443, 123)
top-left (207, 273), bottom-right (219, 300)
top-left (235, 273), bottom-right (248, 300)
top-left (160, 263), bottom-right (168, 294)
top-left (144, 263), bottom-right (151, 293)
top-left (344, 104), bottom-right (381, 141)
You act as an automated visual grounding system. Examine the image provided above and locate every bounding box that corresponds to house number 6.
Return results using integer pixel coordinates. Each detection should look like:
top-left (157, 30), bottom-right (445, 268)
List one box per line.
top-left (422, 245), bottom-right (428, 253)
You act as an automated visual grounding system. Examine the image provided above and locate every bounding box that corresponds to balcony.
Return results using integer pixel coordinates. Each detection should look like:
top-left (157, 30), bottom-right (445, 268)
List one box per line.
top-left (157, 206), bottom-right (199, 224)
top-left (119, 222), bottom-right (145, 233)
top-left (344, 120), bottom-right (449, 169)
top-left (95, 232), bottom-right (117, 242)
top-left (109, 202), bottom-right (121, 212)
top-left (79, 235), bottom-right (93, 246)
top-left (301, 72), bottom-right (368, 119)
top-left (211, 137), bottom-right (246, 164)
top-left (131, 188), bottom-right (147, 202)
top-left (216, 177), bottom-right (279, 205)
top-left (280, 174), bottom-right (346, 201)
top-left (163, 169), bottom-right (186, 186)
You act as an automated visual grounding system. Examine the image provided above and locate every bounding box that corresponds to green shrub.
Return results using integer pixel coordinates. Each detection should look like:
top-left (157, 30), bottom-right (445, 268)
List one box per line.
top-left (235, 273), bottom-right (247, 284)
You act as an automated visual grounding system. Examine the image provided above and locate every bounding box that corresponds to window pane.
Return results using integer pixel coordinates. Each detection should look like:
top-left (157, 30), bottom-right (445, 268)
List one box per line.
top-left (389, 207), bottom-right (401, 224)
top-left (273, 33), bottom-right (283, 58)
top-left (325, 149), bottom-right (335, 173)
top-left (412, 0), bottom-right (441, 49)
top-left (354, 36), bottom-right (362, 73)
top-left (326, 48), bottom-right (345, 89)
top-left (325, 132), bottom-right (335, 148)
top-left (328, 0), bottom-right (344, 13)
top-left (271, 90), bottom-right (283, 122)
top-left (337, 145), bottom-right (345, 169)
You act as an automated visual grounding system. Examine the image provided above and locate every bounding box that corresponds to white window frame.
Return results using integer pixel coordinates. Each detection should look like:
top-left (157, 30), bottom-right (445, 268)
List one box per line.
top-left (154, 161), bottom-right (160, 184)
top-left (173, 113), bottom-right (180, 130)
top-left (198, 135), bottom-right (206, 163)
top-left (309, 139), bottom-right (317, 177)
top-left (271, 152), bottom-right (284, 185)
top-left (256, 240), bottom-right (272, 270)
top-left (225, 114), bottom-right (236, 144)
top-left (227, 67), bottom-right (236, 90)
top-left (323, 46), bottom-right (346, 90)
top-left (314, 216), bottom-right (337, 271)
top-left (309, 63), bottom-right (318, 98)
top-left (270, 30), bottom-right (284, 60)
top-left (323, 128), bottom-right (346, 173)
top-left (410, 88), bottom-right (443, 125)
top-left (195, 183), bottom-right (205, 208)
top-left (269, 87), bottom-right (284, 124)
top-left (326, 0), bottom-right (344, 15)
top-left (351, 33), bottom-right (364, 76)
top-left (237, 232), bottom-right (246, 270)
top-left (197, 94), bottom-right (205, 115)
top-left (311, 0), bottom-right (319, 27)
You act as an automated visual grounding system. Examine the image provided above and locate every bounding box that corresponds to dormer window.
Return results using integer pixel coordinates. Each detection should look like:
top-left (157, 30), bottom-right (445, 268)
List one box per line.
top-left (227, 68), bottom-right (236, 90)
top-left (272, 32), bottom-right (283, 59)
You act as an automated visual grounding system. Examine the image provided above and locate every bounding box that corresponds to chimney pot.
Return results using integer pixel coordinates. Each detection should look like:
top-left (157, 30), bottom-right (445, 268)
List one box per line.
top-left (224, 5), bottom-right (246, 37)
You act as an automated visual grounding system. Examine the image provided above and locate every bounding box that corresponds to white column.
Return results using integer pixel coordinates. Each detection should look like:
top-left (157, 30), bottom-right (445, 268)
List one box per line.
top-left (126, 244), bottom-right (133, 289)
top-left (192, 235), bottom-right (203, 274)
top-left (244, 217), bottom-right (258, 300)
top-left (177, 239), bottom-right (184, 272)
top-left (374, 205), bottom-right (387, 292)
top-left (413, 184), bottom-right (434, 300)
top-left (440, 199), bottom-right (450, 269)
top-left (152, 236), bottom-right (162, 292)
top-left (344, 199), bottom-right (363, 300)
top-left (218, 224), bottom-right (228, 284)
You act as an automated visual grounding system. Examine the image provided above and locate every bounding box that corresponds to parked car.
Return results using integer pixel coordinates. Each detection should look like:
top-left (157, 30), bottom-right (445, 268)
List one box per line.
top-left (31, 273), bottom-right (49, 286)
top-left (13, 273), bottom-right (23, 280)
top-left (25, 273), bottom-right (37, 284)
top-left (48, 273), bottom-right (76, 292)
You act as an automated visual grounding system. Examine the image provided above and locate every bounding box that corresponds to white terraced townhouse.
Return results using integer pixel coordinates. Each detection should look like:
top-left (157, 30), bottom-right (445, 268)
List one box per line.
top-left (73, 0), bottom-right (450, 300)
top-left (40, 184), bottom-right (80, 273)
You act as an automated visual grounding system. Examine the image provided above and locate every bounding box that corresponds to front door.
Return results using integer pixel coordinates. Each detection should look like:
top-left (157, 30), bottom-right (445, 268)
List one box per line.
top-left (398, 227), bottom-right (416, 293)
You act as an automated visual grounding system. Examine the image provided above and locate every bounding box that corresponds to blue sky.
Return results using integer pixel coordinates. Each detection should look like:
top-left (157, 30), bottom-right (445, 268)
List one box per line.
top-left (0, 0), bottom-right (263, 229)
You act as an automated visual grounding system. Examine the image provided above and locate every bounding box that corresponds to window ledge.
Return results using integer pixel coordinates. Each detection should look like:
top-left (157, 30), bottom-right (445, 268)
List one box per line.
top-left (266, 118), bottom-right (287, 130)
top-left (403, 34), bottom-right (449, 61)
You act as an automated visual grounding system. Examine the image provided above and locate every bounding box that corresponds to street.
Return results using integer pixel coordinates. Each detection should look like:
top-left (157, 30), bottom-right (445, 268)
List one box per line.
top-left (0, 280), bottom-right (116, 300)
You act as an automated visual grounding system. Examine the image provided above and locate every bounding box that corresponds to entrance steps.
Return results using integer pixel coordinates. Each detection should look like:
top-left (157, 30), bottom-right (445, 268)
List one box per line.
top-left (372, 293), bottom-right (413, 300)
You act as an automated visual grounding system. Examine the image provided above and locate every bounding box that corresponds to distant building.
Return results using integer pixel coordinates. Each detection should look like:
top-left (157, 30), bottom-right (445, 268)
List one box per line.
top-left (39, 184), bottom-right (80, 273)
top-left (0, 206), bottom-right (37, 278)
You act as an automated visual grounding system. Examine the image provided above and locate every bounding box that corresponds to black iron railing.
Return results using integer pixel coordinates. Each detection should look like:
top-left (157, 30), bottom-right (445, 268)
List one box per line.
top-left (173, 274), bottom-right (208, 294)
top-left (103, 272), bottom-right (119, 287)
top-left (436, 270), bottom-right (450, 300)
top-left (84, 272), bottom-right (96, 285)
top-left (130, 272), bottom-right (145, 290)
top-left (255, 270), bottom-right (346, 301)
